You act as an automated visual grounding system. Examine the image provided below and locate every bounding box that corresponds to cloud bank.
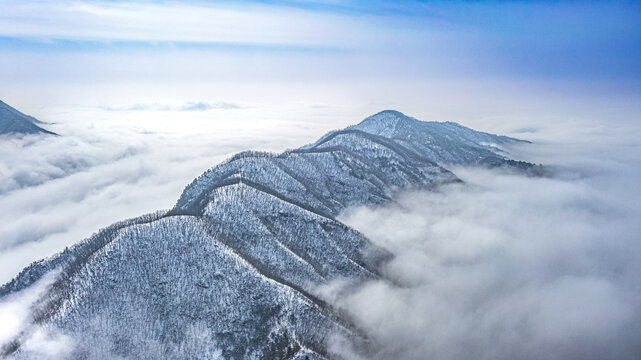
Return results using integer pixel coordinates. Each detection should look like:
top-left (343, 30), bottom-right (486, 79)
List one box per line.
top-left (0, 95), bottom-right (639, 358)
top-left (328, 142), bottom-right (641, 359)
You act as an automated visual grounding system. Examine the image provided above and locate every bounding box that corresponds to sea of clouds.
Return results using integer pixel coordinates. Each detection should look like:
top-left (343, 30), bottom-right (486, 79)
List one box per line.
top-left (0, 101), bottom-right (639, 359)
top-left (327, 134), bottom-right (641, 359)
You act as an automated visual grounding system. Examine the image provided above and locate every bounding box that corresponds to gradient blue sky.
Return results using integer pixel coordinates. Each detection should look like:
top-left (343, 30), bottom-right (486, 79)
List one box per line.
top-left (0, 0), bottom-right (639, 134)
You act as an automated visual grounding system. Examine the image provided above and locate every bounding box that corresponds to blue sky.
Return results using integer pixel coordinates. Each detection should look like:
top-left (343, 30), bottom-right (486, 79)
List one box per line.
top-left (0, 0), bottom-right (638, 77)
top-left (0, 0), bottom-right (639, 128)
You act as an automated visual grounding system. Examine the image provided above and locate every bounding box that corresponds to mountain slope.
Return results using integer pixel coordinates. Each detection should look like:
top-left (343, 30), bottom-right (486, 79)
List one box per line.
top-left (0, 111), bottom-right (532, 359)
top-left (0, 100), bottom-right (56, 136)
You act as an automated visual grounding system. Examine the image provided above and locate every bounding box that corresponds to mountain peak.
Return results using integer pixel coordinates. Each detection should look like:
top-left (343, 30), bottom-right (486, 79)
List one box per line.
top-left (352, 110), bottom-right (419, 136)
top-left (361, 110), bottom-right (415, 123)
top-left (369, 109), bottom-right (408, 118)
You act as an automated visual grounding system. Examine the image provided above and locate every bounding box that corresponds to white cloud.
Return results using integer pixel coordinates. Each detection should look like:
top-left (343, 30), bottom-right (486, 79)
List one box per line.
top-left (0, 271), bottom-right (62, 347)
top-left (328, 145), bottom-right (641, 359)
top-left (18, 327), bottom-right (73, 359)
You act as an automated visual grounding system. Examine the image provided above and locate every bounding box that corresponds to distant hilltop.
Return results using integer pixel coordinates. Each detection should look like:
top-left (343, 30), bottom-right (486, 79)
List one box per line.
top-left (0, 100), bottom-right (57, 136)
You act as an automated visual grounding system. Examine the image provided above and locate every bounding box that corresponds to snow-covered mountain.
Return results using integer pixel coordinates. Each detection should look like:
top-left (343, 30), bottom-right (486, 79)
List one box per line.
top-left (0, 100), bottom-right (56, 136)
top-left (321, 110), bottom-right (531, 167)
top-left (0, 111), bottom-right (533, 359)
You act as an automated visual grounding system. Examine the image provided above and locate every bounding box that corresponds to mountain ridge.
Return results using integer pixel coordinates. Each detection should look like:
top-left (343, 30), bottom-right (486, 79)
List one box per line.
top-left (0, 110), bottom-right (534, 359)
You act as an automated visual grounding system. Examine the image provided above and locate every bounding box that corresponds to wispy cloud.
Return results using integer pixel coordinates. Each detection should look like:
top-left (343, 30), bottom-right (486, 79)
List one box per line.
top-left (1, 0), bottom-right (637, 81)
top-left (0, 1), bottom-right (358, 48)
top-left (0, 270), bottom-right (69, 354)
